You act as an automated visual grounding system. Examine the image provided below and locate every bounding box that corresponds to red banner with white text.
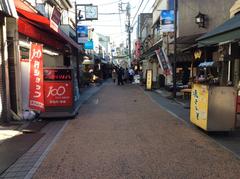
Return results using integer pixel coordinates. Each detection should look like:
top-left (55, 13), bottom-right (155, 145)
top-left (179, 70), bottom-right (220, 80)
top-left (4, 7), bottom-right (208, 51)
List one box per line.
top-left (29, 43), bottom-right (45, 111)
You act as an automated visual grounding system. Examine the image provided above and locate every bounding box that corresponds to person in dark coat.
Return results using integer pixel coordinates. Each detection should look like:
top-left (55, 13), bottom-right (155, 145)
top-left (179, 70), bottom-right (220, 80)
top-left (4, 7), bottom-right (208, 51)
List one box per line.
top-left (182, 66), bottom-right (190, 85)
top-left (117, 67), bottom-right (124, 85)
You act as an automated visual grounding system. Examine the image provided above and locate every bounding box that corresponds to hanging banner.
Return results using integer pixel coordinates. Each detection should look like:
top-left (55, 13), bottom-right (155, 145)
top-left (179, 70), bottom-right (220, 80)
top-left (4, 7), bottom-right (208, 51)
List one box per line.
top-left (155, 48), bottom-right (172, 75)
top-left (146, 69), bottom-right (153, 90)
top-left (29, 43), bottom-right (45, 111)
top-left (160, 10), bottom-right (174, 32)
top-left (50, 6), bottom-right (62, 32)
top-left (44, 82), bottom-right (73, 107)
top-left (77, 25), bottom-right (88, 44)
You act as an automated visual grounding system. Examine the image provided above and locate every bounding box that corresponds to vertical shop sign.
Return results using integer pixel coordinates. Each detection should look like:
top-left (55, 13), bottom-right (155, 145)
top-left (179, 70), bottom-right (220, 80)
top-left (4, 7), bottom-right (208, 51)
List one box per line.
top-left (190, 84), bottom-right (209, 130)
top-left (146, 69), bottom-right (153, 90)
top-left (29, 43), bottom-right (45, 111)
top-left (155, 48), bottom-right (172, 75)
top-left (50, 7), bottom-right (61, 32)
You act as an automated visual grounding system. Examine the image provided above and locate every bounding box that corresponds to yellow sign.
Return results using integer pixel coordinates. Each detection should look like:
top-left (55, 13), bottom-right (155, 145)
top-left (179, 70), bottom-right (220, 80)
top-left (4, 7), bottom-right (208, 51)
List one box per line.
top-left (146, 69), bottom-right (153, 90)
top-left (194, 50), bottom-right (202, 60)
top-left (190, 84), bottom-right (209, 130)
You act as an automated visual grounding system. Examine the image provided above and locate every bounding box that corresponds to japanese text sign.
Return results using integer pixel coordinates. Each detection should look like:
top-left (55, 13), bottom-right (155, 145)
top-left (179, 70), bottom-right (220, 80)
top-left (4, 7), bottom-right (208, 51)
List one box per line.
top-left (29, 43), bottom-right (45, 111)
top-left (190, 84), bottom-right (209, 130)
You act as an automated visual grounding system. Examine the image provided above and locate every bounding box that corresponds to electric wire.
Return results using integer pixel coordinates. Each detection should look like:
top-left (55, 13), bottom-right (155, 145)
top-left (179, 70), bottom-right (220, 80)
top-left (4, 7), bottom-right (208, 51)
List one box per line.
top-left (98, 0), bottom-right (121, 6)
top-left (131, 0), bottom-right (144, 26)
top-left (131, 0), bottom-right (154, 28)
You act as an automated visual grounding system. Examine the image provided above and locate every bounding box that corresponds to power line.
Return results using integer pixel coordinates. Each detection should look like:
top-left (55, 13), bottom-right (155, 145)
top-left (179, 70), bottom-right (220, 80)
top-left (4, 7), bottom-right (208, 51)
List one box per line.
top-left (99, 13), bottom-right (121, 15)
top-left (131, 0), bottom-right (144, 26)
top-left (92, 24), bottom-right (122, 27)
top-left (131, 0), bottom-right (155, 28)
top-left (98, 0), bottom-right (121, 6)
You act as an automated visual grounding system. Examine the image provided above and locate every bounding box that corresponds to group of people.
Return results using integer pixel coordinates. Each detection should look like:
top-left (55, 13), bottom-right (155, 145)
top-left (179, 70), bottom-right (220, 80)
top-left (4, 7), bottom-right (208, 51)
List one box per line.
top-left (111, 67), bottom-right (135, 85)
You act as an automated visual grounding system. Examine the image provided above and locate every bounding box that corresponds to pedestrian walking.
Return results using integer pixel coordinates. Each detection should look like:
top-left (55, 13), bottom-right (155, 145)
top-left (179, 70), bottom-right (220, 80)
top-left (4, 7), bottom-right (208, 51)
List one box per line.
top-left (112, 68), bottom-right (117, 83)
top-left (128, 68), bottom-right (135, 83)
top-left (117, 67), bottom-right (124, 85)
top-left (123, 68), bottom-right (129, 83)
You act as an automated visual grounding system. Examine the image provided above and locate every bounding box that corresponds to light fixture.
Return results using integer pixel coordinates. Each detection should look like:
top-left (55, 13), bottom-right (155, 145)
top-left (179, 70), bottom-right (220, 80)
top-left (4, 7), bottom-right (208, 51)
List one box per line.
top-left (195, 12), bottom-right (206, 28)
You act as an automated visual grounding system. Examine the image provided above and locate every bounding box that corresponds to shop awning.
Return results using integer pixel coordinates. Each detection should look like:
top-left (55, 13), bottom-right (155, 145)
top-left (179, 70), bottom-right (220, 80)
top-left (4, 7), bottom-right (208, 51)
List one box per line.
top-left (0, 0), bottom-right (18, 18)
top-left (197, 14), bottom-right (240, 46)
top-left (17, 8), bottom-right (80, 50)
top-left (18, 17), bottom-right (64, 49)
top-left (141, 39), bottom-right (162, 60)
top-left (170, 34), bottom-right (203, 45)
top-left (168, 53), bottom-right (193, 63)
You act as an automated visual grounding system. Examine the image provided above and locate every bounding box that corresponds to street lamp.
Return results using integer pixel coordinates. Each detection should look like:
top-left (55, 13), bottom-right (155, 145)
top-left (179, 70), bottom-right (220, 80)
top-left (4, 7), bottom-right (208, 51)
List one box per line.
top-left (195, 12), bottom-right (206, 28)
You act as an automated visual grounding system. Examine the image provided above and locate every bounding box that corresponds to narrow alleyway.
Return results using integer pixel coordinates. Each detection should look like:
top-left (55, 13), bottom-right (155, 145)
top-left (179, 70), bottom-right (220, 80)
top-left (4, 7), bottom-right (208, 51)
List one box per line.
top-left (33, 83), bottom-right (240, 178)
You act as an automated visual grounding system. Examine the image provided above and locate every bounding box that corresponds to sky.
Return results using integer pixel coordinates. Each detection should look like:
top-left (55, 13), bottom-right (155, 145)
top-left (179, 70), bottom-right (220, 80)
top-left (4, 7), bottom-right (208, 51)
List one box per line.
top-left (27, 0), bottom-right (156, 48)
top-left (73, 0), bottom-right (155, 47)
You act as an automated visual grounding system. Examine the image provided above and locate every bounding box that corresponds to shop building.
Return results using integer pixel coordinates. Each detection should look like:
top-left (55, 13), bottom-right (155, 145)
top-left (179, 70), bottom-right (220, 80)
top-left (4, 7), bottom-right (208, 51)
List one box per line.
top-left (190, 0), bottom-right (240, 131)
top-left (136, 0), bottom-right (237, 90)
top-left (14, 0), bottom-right (82, 118)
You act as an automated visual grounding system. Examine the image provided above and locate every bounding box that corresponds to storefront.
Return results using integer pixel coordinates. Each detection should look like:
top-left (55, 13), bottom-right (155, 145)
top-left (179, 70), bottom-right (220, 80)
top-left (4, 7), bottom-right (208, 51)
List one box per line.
top-left (190, 14), bottom-right (240, 131)
top-left (16, 7), bottom-right (82, 118)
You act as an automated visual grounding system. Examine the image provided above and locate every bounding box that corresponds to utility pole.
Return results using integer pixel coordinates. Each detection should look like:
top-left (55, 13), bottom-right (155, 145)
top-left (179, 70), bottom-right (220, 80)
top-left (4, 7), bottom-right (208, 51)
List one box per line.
top-left (126, 2), bottom-right (132, 67)
top-left (75, 2), bottom-right (81, 93)
top-left (173, 0), bottom-right (178, 98)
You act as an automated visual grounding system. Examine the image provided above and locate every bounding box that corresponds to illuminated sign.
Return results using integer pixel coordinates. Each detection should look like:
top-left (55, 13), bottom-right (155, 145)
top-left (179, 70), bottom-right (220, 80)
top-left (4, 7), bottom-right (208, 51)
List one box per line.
top-left (146, 69), bottom-right (153, 90)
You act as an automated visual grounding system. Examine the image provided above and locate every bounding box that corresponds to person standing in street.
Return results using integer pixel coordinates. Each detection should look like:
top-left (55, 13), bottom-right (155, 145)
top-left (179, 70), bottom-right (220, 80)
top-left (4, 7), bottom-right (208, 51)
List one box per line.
top-left (117, 67), bottom-right (124, 85)
top-left (112, 68), bottom-right (117, 83)
top-left (123, 68), bottom-right (129, 83)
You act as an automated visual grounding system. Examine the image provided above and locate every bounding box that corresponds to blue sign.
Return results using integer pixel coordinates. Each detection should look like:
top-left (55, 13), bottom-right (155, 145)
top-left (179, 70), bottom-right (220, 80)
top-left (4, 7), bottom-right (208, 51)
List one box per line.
top-left (77, 25), bottom-right (88, 43)
top-left (84, 40), bottom-right (94, 50)
top-left (160, 10), bottom-right (174, 32)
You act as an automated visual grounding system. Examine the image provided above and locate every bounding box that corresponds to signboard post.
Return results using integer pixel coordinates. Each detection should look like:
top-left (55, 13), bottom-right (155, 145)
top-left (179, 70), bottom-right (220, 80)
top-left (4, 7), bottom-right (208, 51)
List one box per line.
top-left (146, 69), bottom-right (153, 90)
top-left (29, 43), bottom-right (45, 112)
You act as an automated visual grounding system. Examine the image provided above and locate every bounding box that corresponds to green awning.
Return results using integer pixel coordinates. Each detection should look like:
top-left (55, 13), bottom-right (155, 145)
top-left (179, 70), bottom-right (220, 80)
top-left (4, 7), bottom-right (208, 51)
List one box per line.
top-left (197, 14), bottom-right (240, 46)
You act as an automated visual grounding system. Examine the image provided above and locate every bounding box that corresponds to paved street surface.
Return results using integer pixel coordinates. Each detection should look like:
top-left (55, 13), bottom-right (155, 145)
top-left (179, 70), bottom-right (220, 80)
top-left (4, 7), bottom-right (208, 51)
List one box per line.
top-left (34, 83), bottom-right (240, 178)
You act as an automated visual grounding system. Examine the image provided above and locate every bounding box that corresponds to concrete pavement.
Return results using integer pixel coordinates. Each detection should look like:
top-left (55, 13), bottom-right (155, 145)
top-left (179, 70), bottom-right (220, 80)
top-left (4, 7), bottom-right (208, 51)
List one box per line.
top-left (32, 83), bottom-right (240, 178)
top-left (0, 84), bottom-right (104, 179)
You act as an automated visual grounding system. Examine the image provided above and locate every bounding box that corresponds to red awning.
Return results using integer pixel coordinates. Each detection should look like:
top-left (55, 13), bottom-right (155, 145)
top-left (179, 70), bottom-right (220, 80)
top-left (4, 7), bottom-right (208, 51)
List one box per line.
top-left (17, 8), bottom-right (80, 50)
top-left (18, 17), bottom-right (64, 49)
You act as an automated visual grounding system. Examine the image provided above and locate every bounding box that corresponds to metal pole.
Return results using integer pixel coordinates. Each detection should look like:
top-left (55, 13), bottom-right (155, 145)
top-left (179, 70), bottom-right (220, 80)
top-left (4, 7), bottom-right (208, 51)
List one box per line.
top-left (75, 2), bottom-right (81, 92)
top-left (173, 0), bottom-right (178, 98)
top-left (127, 3), bottom-right (131, 65)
